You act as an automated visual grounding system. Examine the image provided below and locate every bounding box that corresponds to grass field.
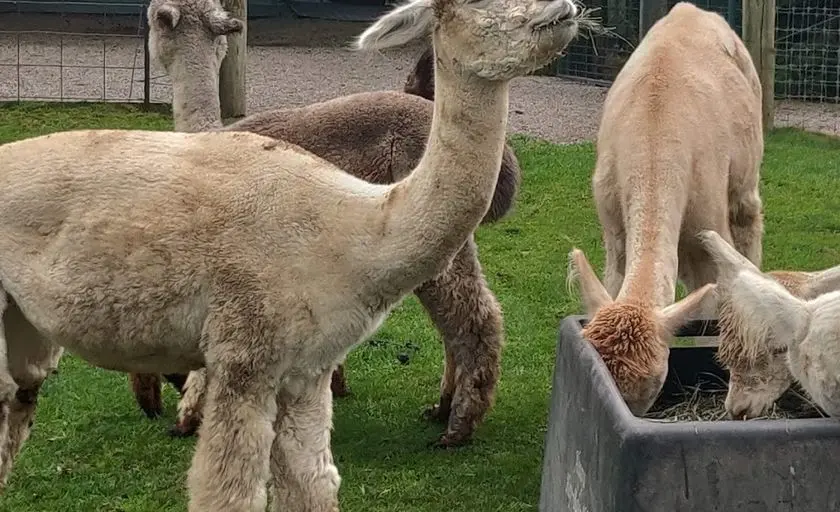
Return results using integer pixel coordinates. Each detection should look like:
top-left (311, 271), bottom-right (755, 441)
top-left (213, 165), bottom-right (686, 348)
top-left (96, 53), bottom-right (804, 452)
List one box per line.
top-left (0, 102), bottom-right (838, 512)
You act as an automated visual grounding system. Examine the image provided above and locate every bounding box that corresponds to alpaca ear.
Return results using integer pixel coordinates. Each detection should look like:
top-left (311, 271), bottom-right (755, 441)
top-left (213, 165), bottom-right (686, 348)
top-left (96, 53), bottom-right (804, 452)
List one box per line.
top-left (729, 271), bottom-right (810, 347)
top-left (208, 11), bottom-right (244, 35)
top-left (808, 263), bottom-right (840, 297)
top-left (353, 0), bottom-right (435, 51)
top-left (154, 4), bottom-right (180, 29)
top-left (659, 283), bottom-right (717, 334)
top-left (696, 230), bottom-right (760, 283)
top-left (567, 248), bottom-right (612, 315)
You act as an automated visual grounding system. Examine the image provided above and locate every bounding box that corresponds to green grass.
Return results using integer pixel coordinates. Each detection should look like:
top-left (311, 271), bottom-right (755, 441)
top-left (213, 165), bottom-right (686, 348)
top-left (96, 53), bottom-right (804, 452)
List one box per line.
top-left (0, 102), bottom-right (838, 511)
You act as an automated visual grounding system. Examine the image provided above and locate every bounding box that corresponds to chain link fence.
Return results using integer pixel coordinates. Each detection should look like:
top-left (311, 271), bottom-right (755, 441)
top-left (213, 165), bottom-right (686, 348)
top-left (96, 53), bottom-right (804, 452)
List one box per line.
top-left (0, 0), bottom-right (157, 103)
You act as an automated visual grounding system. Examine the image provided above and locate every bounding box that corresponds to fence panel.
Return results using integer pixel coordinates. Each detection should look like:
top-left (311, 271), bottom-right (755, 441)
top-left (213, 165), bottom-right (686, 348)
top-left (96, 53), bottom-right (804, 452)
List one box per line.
top-left (0, 0), bottom-right (157, 104)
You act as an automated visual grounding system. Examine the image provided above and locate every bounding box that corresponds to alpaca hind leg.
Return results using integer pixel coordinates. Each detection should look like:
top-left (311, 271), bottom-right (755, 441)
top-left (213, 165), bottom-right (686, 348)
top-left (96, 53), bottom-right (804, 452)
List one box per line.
top-left (187, 362), bottom-right (278, 511)
top-left (728, 168), bottom-right (764, 269)
top-left (163, 373), bottom-right (189, 395)
top-left (0, 301), bottom-right (63, 488)
top-left (130, 373), bottom-right (163, 418)
top-left (170, 369), bottom-right (207, 437)
top-left (330, 364), bottom-right (350, 397)
top-left (268, 370), bottom-right (340, 512)
top-left (415, 235), bottom-right (503, 447)
top-left (423, 345), bottom-right (456, 424)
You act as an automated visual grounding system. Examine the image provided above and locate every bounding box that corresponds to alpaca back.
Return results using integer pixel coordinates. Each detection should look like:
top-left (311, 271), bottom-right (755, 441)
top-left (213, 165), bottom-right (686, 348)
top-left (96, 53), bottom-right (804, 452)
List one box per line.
top-left (226, 89), bottom-right (520, 225)
top-left (593, 2), bottom-right (763, 303)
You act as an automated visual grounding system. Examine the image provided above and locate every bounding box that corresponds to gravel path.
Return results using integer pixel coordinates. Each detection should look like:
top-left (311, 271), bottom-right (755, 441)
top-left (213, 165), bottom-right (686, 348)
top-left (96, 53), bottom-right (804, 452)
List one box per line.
top-left (1, 16), bottom-right (838, 143)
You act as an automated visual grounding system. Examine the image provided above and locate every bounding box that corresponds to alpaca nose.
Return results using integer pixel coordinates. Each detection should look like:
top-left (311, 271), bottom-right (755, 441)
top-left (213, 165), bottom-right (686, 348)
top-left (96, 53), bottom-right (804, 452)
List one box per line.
top-left (727, 405), bottom-right (748, 421)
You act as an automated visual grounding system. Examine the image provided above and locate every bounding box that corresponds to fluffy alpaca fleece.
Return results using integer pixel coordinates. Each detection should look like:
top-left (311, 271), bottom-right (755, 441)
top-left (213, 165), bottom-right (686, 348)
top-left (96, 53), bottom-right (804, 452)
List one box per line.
top-left (0, 0), bottom-right (583, 506)
top-left (130, 0), bottom-right (523, 448)
top-left (567, 2), bottom-right (764, 415)
top-left (700, 231), bottom-right (840, 418)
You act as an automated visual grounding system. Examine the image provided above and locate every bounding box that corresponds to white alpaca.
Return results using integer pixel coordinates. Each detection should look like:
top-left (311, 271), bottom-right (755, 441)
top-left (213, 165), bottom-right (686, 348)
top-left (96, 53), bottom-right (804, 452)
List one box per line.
top-left (716, 264), bottom-right (840, 419)
top-left (699, 230), bottom-right (840, 418)
top-left (0, 0), bottom-right (583, 509)
top-left (567, 1), bottom-right (764, 415)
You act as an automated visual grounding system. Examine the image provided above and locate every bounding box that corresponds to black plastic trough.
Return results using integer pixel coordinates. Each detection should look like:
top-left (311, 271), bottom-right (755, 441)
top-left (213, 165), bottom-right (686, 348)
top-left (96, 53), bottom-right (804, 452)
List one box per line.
top-left (539, 315), bottom-right (840, 512)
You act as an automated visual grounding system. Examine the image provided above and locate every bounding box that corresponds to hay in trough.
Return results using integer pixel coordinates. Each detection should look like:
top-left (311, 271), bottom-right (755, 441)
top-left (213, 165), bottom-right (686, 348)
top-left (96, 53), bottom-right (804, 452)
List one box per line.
top-left (643, 373), bottom-right (827, 423)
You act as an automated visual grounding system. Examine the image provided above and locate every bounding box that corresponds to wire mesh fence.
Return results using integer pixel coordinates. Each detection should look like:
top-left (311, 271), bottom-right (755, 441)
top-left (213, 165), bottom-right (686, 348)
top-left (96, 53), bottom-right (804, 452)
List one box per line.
top-left (546, 0), bottom-right (840, 107)
top-left (0, 0), bottom-right (157, 103)
top-left (776, 1), bottom-right (840, 103)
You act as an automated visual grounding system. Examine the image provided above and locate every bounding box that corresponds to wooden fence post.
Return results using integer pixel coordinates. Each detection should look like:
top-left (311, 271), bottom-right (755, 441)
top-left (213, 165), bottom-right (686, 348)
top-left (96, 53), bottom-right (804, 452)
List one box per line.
top-left (638, 0), bottom-right (668, 39)
top-left (219, 0), bottom-right (247, 123)
top-left (743, 0), bottom-right (776, 133)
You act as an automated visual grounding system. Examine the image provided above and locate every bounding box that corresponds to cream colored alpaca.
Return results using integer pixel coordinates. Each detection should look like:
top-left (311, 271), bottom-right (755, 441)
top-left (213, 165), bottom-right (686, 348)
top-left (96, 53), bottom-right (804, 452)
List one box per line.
top-left (567, 2), bottom-right (764, 415)
top-left (0, 0), bottom-right (581, 508)
top-left (699, 230), bottom-right (840, 418)
top-left (131, 0), bottom-right (524, 446)
top-left (697, 232), bottom-right (840, 419)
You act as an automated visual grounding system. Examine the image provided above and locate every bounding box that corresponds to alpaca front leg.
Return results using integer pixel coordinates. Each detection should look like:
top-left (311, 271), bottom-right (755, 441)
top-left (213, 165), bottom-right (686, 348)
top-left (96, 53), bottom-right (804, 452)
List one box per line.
top-left (269, 370), bottom-right (340, 512)
top-left (602, 229), bottom-right (626, 299)
top-left (415, 236), bottom-right (504, 447)
top-left (0, 306), bottom-right (63, 489)
top-left (170, 369), bottom-right (207, 437)
top-left (187, 364), bottom-right (277, 512)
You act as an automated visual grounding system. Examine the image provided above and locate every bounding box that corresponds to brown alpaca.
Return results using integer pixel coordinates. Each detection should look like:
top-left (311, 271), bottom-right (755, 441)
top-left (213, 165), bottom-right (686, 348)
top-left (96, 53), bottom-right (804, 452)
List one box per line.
top-left (131, 0), bottom-right (523, 448)
top-left (567, 2), bottom-right (764, 415)
top-left (0, 0), bottom-right (583, 505)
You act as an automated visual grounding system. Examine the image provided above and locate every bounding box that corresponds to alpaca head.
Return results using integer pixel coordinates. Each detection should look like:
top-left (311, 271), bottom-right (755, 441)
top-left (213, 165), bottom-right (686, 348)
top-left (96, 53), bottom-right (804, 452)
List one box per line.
top-left (146, 0), bottom-right (243, 74)
top-left (697, 230), bottom-right (814, 419)
top-left (717, 270), bottom-right (811, 420)
top-left (354, 0), bottom-right (584, 81)
top-left (568, 248), bottom-right (716, 415)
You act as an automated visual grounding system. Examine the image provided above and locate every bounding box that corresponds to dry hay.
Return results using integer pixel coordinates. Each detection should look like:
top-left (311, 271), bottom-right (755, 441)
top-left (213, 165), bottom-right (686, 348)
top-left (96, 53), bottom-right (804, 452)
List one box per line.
top-left (643, 373), bottom-right (827, 423)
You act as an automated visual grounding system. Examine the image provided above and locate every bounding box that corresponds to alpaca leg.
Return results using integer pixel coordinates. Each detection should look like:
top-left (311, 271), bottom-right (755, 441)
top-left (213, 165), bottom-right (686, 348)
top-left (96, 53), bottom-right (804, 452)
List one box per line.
top-left (330, 364), bottom-right (351, 397)
top-left (0, 302), bottom-right (63, 488)
top-left (423, 345), bottom-right (456, 424)
top-left (172, 363), bottom-right (349, 438)
top-left (170, 369), bottom-right (207, 437)
top-left (415, 235), bottom-right (504, 447)
top-left (728, 185), bottom-right (764, 269)
top-left (268, 370), bottom-right (340, 512)
top-left (187, 363), bottom-right (277, 512)
top-left (680, 229), bottom-right (735, 319)
top-left (602, 229), bottom-right (626, 299)
top-left (130, 373), bottom-right (164, 418)
top-left (164, 373), bottom-right (189, 395)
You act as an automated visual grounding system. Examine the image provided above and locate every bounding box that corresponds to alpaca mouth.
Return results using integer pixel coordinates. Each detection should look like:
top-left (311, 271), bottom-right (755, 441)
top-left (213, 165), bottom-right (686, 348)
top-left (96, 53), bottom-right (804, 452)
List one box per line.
top-left (530, 0), bottom-right (578, 31)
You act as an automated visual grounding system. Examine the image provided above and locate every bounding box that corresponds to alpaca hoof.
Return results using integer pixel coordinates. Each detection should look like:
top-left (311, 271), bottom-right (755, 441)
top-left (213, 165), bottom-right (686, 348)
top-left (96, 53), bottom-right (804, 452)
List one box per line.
top-left (422, 403), bottom-right (449, 424)
top-left (167, 424), bottom-right (195, 438)
top-left (141, 406), bottom-right (163, 419)
top-left (167, 419), bottom-right (198, 438)
top-left (428, 433), bottom-right (471, 450)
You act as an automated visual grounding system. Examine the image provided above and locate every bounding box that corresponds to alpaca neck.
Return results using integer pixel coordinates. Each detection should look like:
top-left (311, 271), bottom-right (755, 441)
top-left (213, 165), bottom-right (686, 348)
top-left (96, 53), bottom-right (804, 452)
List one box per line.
top-left (618, 210), bottom-right (680, 308)
top-left (169, 61), bottom-right (224, 133)
top-left (377, 49), bottom-right (507, 289)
